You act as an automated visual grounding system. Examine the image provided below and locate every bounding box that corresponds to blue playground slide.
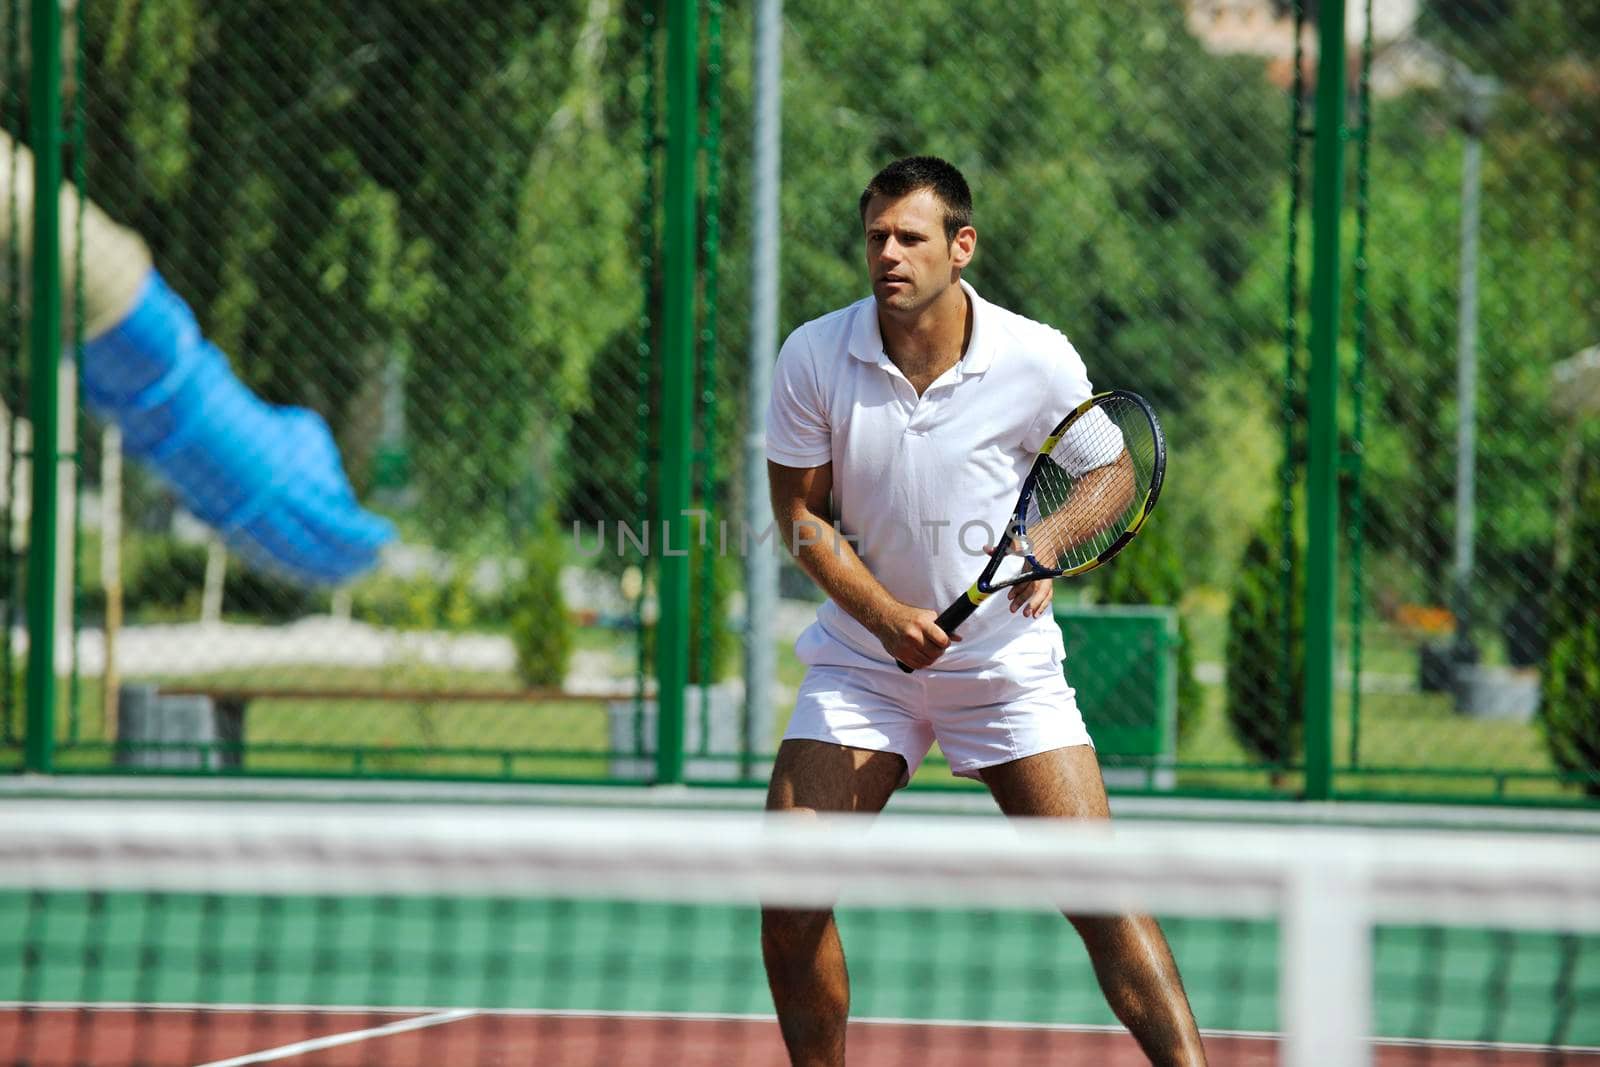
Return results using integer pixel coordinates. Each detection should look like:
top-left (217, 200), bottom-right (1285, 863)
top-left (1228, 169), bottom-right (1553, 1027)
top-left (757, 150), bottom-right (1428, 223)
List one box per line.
top-left (81, 269), bottom-right (395, 585)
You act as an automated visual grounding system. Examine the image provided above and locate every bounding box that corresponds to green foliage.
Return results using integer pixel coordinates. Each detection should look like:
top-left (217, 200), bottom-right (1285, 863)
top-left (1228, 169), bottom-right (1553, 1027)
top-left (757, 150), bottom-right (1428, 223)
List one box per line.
top-left (1540, 442), bottom-right (1600, 797)
top-left (689, 541), bottom-right (740, 687)
top-left (1158, 360), bottom-right (1283, 589)
top-left (1336, 74), bottom-right (1599, 618)
top-left (1225, 514), bottom-right (1304, 768)
top-left (347, 561), bottom-right (511, 633)
top-left (80, 0), bottom-right (642, 547)
top-left (715, 1), bottom-right (1286, 418)
top-left (1419, 0), bottom-right (1600, 163)
top-left (115, 535), bottom-right (315, 622)
top-left (120, 536), bottom-right (206, 615)
top-left (3, 664), bottom-right (21, 743)
top-left (78, 0), bottom-right (1294, 558)
top-left (349, 571), bottom-right (443, 631)
top-left (508, 515), bottom-right (574, 689)
top-left (1092, 515), bottom-right (1203, 740)
top-left (223, 566), bottom-right (320, 623)
top-left (643, 532), bottom-right (740, 686)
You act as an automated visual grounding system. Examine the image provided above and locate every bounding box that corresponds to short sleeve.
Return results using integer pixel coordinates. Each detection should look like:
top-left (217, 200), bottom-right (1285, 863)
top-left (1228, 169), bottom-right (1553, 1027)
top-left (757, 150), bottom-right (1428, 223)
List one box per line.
top-left (1020, 334), bottom-right (1095, 453)
top-left (765, 326), bottom-right (833, 468)
top-left (1049, 407), bottom-right (1125, 475)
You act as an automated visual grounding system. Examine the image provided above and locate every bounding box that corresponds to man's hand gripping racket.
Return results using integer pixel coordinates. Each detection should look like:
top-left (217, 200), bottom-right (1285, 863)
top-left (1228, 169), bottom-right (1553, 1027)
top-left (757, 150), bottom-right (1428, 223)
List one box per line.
top-left (895, 389), bottom-right (1167, 673)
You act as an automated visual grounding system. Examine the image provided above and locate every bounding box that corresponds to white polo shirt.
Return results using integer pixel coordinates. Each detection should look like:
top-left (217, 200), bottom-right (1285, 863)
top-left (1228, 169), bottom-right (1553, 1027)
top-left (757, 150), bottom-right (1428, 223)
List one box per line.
top-left (766, 279), bottom-right (1094, 672)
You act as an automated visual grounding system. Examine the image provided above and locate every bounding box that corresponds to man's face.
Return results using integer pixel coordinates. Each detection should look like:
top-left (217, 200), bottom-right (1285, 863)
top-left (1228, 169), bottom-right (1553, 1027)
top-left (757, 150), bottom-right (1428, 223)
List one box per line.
top-left (862, 188), bottom-right (973, 315)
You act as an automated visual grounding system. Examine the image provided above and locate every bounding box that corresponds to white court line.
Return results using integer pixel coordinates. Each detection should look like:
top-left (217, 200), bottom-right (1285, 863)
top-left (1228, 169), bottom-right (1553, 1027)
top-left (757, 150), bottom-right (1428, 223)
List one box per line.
top-left (191, 1008), bottom-right (477, 1067)
top-left (4, 1002), bottom-right (1597, 1056)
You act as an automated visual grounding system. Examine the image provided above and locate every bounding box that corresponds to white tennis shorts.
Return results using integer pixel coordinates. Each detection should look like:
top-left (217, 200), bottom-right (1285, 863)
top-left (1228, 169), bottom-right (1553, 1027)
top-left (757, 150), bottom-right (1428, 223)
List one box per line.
top-left (783, 652), bottom-right (1094, 783)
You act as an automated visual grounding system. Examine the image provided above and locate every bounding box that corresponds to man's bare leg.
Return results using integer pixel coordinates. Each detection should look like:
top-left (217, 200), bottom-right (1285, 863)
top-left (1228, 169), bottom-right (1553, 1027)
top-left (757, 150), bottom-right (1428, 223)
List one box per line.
top-left (980, 746), bottom-right (1208, 1067)
top-left (761, 739), bottom-right (905, 1067)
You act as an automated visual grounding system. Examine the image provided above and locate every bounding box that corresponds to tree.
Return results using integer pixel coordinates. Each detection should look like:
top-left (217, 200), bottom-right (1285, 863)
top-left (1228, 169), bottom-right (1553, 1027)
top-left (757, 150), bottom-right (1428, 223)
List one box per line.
top-left (1226, 514), bottom-right (1304, 770)
top-left (80, 0), bottom-right (646, 547)
top-left (509, 509), bottom-right (574, 688)
top-left (78, 0), bottom-right (1314, 598)
top-left (1320, 85), bottom-right (1598, 620)
top-left (1540, 437), bottom-right (1600, 797)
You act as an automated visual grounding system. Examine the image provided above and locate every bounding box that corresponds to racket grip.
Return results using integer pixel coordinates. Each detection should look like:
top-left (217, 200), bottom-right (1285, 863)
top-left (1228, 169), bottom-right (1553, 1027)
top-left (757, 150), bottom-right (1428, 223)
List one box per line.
top-left (895, 593), bottom-right (984, 674)
top-left (934, 595), bottom-right (982, 635)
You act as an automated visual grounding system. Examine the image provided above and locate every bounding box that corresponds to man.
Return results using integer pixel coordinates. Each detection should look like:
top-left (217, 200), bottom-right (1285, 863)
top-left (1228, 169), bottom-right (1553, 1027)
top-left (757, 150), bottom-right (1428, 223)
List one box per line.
top-left (761, 156), bottom-right (1207, 1067)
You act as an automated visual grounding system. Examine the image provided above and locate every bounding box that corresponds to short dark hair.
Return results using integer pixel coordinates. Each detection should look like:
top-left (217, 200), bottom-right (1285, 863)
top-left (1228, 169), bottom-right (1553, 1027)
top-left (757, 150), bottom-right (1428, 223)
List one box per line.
top-left (858, 155), bottom-right (973, 242)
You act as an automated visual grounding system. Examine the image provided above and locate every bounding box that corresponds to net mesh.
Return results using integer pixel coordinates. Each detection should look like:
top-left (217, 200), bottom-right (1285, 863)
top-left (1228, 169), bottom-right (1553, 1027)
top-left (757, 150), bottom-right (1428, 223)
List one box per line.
top-left (1026, 395), bottom-right (1159, 573)
top-left (1, 803), bottom-right (1597, 1067)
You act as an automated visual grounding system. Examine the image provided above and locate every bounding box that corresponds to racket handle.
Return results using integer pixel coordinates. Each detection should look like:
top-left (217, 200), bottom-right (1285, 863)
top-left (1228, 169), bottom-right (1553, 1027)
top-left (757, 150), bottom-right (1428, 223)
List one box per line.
top-left (895, 593), bottom-right (984, 674)
top-left (934, 595), bottom-right (982, 635)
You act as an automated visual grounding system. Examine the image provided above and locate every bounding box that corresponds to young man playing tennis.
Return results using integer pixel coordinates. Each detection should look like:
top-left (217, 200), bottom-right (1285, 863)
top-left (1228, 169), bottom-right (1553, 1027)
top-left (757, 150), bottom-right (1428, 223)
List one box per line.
top-left (761, 156), bottom-right (1207, 1066)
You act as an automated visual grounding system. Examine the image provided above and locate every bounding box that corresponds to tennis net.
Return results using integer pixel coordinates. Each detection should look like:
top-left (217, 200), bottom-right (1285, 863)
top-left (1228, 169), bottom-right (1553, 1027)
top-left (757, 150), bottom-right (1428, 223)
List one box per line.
top-left (1, 800), bottom-right (1596, 1066)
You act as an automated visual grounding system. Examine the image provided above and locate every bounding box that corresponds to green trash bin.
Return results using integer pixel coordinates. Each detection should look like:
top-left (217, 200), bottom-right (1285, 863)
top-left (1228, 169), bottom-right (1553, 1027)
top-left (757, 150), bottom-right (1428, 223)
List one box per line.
top-left (1053, 604), bottom-right (1178, 790)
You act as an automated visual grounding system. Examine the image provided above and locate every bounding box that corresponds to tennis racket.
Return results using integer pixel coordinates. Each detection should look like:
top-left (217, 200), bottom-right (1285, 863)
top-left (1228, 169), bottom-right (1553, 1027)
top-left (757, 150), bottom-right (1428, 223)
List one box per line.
top-left (896, 389), bottom-right (1166, 673)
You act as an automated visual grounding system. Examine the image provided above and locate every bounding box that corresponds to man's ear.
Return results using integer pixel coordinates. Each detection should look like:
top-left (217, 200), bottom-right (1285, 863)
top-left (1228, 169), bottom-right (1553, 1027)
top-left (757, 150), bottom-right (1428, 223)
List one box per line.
top-left (950, 225), bottom-right (977, 269)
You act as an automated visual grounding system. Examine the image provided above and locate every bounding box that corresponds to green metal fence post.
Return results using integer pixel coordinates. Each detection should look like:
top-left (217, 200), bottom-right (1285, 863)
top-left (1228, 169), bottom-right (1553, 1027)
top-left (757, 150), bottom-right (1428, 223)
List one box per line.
top-left (24, 0), bottom-right (64, 773)
top-left (1346, 0), bottom-right (1376, 769)
top-left (694, 0), bottom-right (724, 758)
top-left (655, 0), bottom-right (699, 785)
top-left (1304, 0), bottom-right (1348, 800)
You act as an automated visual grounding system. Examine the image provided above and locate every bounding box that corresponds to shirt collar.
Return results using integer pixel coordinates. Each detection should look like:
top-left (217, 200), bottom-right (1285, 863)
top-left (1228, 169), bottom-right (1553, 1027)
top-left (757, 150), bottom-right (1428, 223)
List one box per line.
top-left (848, 278), bottom-right (994, 377)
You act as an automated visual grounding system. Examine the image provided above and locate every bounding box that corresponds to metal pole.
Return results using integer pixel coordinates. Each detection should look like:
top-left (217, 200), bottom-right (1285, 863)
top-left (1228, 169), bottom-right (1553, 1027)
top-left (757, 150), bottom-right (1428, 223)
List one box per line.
top-left (1451, 74), bottom-right (1494, 675)
top-left (655, 0), bottom-right (698, 785)
top-left (742, 0), bottom-right (781, 780)
top-left (101, 424), bottom-right (122, 741)
top-left (24, 0), bottom-right (63, 773)
top-left (1303, 0), bottom-right (1348, 801)
top-left (1281, 864), bottom-right (1372, 1067)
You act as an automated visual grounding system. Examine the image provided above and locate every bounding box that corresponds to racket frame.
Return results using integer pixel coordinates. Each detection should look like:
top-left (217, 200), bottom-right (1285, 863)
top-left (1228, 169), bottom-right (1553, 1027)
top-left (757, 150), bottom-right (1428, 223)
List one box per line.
top-left (897, 389), bottom-right (1166, 672)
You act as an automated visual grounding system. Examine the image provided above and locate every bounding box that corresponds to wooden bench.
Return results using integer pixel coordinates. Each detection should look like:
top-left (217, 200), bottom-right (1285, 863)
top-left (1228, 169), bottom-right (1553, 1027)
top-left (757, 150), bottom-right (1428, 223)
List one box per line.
top-left (154, 685), bottom-right (640, 769)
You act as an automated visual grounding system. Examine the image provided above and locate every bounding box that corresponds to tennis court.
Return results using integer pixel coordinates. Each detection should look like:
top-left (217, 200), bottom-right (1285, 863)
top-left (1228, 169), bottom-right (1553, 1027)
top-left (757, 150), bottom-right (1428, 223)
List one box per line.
top-left (2, 798), bottom-right (1596, 1065)
top-left (2, 6), bottom-right (1599, 1065)
top-left (11, 1007), bottom-right (1594, 1067)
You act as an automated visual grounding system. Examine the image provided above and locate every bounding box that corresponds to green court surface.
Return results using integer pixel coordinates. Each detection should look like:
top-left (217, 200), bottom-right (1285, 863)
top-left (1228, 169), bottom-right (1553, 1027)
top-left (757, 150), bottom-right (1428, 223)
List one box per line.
top-left (5, 892), bottom-right (1596, 1048)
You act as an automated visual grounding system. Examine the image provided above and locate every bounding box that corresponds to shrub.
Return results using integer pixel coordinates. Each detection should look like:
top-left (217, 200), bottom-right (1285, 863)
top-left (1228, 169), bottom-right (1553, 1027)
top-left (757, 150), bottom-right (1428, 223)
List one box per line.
top-left (508, 512), bottom-right (574, 688)
top-left (225, 565), bottom-right (319, 622)
top-left (119, 534), bottom-right (316, 623)
top-left (688, 539), bottom-right (739, 685)
top-left (4, 665), bottom-right (21, 745)
top-left (1225, 514), bottom-right (1304, 769)
top-left (122, 536), bottom-right (207, 616)
top-left (1541, 464), bottom-right (1600, 797)
top-left (349, 558), bottom-right (512, 632)
top-left (349, 571), bottom-right (446, 630)
top-left (643, 528), bottom-right (740, 686)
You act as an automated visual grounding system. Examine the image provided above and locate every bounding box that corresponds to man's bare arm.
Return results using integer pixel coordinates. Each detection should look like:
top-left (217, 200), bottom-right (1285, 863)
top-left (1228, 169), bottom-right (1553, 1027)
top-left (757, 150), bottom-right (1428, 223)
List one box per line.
top-left (1027, 451), bottom-right (1136, 567)
top-left (767, 460), bottom-right (960, 668)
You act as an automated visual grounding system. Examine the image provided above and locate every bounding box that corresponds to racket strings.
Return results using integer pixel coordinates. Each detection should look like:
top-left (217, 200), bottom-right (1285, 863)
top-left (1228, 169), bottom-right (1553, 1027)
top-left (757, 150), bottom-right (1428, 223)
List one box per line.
top-left (1023, 397), bottom-right (1158, 571)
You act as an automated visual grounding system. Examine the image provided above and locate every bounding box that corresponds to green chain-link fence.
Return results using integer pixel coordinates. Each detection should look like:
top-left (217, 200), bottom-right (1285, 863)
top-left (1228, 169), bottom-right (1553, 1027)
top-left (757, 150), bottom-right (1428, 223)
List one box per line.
top-left (5, 0), bottom-right (678, 781)
top-left (3, 0), bottom-right (1597, 802)
top-left (1336, 1), bottom-right (1600, 800)
top-left (751, 1), bottom-right (1289, 794)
